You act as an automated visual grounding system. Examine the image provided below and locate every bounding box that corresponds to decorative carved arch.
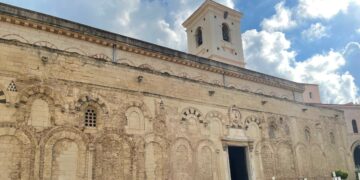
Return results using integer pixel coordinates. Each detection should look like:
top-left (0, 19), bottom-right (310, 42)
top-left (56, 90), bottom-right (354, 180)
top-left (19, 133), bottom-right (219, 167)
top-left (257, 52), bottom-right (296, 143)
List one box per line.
top-left (74, 94), bottom-right (109, 114)
top-left (159, 68), bottom-right (174, 75)
top-left (205, 110), bottom-right (225, 124)
top-left (64, 47), bottom-right (87, 56)
top-left (33, 41), bottom-right (58, 49)
top-left (0, 126), bottom-right (37, 180)
top-left (90, 53), bottom-right (111, 61)
top-left (15, 85), bottom-right (63, 125)
top-left (144, 134), bottom-right (170, 180)
top-left (170, 137), bottom-right (194, 180)
top-left (40, 127), bottom-right (88, 180)
top-left (245, 114), bottom-right (263, 129)
top-left (118, 59), bottom-right (136, 66)
top-left (94, 133), bottom-right (144, 180)
top-left (0, 84), bottom-right (9, 104)
top-left (351, 140), bottom-right (360, 154)
top-left (211, 80), bottom-right (222, 86)
top-left (195, 139), bottom-right (220, 180)
top-left (139, 64), bottom-right (155, 71)
top-left (181, 107), bottom-right (203, 122)
top-left (121, 100), bottom-right (152, 120)
top-left (2, 33), bottom-right (29, 43)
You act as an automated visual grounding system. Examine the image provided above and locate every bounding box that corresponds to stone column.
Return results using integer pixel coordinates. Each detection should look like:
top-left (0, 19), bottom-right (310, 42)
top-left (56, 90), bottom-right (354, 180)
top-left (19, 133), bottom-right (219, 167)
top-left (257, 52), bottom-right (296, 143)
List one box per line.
top-left (86, 144), bottom-right (95, 180)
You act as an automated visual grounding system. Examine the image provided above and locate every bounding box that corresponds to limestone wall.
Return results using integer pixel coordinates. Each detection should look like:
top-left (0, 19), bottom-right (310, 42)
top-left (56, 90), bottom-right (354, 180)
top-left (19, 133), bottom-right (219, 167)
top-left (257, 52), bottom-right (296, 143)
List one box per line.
top-left (0, 39), bottom-right (353, 180)
top-left (0, 18), bottom-right (301, 102)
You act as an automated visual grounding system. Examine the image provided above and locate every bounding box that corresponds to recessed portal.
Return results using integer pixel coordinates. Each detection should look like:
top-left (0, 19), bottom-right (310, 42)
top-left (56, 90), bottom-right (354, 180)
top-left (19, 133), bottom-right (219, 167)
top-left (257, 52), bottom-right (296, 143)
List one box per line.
top-left (228, 146), bottom-right (249, 180)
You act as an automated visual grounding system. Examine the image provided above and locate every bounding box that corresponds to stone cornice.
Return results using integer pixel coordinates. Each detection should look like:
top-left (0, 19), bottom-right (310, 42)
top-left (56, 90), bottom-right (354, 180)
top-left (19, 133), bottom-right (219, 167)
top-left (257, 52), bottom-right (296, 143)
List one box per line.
top-left (0, 2), bottom-right (305, 92)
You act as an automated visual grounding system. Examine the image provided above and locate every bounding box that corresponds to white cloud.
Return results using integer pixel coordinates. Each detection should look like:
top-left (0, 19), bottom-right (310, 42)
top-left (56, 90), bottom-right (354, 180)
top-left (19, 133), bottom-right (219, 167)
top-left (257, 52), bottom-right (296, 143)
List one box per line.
top-left (356, 28), bottom-right (360, 34)
top-left (301, 23), bottom-right (329, 41)
top-left (242, 29), bottom-right (359, 104)
top-left (297, 0), bottom-right (350, 19)
top-left (242, 29), bottom-right (296, 78)
top-left (261, 1), bottom-right (296, 31)
top-left (293, 51), bottom-right (359, 103)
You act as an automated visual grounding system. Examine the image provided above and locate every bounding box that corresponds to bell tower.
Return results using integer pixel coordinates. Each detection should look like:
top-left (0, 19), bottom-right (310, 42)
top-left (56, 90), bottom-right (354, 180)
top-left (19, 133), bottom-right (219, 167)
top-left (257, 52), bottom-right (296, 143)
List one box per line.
top-left (182, 0), bottom-right (245, 67)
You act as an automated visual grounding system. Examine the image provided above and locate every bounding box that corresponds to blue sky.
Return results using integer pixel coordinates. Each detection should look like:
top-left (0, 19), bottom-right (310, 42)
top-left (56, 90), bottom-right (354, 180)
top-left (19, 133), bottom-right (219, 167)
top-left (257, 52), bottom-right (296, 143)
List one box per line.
top-left (1, 0), bottom-right (360, 104)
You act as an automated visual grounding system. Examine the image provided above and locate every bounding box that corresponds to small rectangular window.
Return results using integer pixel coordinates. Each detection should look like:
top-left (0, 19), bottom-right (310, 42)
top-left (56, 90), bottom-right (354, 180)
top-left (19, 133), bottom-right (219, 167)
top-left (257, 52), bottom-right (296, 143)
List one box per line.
top-left (309, 92), bottom-right (312, 99)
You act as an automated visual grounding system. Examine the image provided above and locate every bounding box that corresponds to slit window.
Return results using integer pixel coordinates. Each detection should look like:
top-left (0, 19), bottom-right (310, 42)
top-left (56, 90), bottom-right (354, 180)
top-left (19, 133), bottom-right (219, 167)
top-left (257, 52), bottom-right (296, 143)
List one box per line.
top-left (222, 23), bottom-right (230, 42)
top-left (195, 27), bottom-right (203, 46)
top-left (352, 119), bottom-right (358, 133)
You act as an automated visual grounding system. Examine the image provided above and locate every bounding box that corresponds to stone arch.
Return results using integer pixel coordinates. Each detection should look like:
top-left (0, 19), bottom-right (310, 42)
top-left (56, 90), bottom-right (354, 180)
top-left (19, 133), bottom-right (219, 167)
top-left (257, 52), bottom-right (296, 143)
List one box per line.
top-left (121, 100), bottom-right (151, 134)
top-left (170, 137), bottom-right (194, 180)
top-left (90, 53), bottom-right (112, 61)
top-left (205, 111), bottom-right (225, 137)
top-left (118, 59), bottom-right (136, 66)
top-left (159, 68), bottom-right (174, 75)
top-left (74, 94), bottom-right (110, 130)
top-left (181, 107), bottom-right (203, 133)
top-left (63, 47), bottom-right (87, 56)
top-left (1, 34), bottom-right (29, 43)
top-left (195, 139), bottom-right (220, 180)
top-left (269, 91), bottom-right (276, 97)
top-left (94, 133), bottom-right (134, 180)
top-left (241, 86), bottom-right (251, 92)
top-left (178, 72), bottom-right (189, 78)
top-left (275, 142), bottom-right (296, 178)
top-left (281, 95), bottom-right (290, 99)
top-left (245, 114), bottom-right (263, 129)
top-left (267, 115), bottom-right (290, 139)
top-left (255, 89), bottom-right (264, 94)
top-left (41, 127), bottom-right (88, 180)
top-left (145, 134), bottom-right (170, 180)
top-left (226, 83), bottom-right (237, 89)
top-left (0, 85), bottom-right (9, 104)
top-left (192, 74), bottom-right (208, 82)
top-left (294, 143), bottom-right (311, 177)
top-left (15, 85), bottom-right (63, 127)
top-left (310, 144), bottom-right (327, 176)
top-left (33, 41), bottom-right (58, 49)
top-left (211, 80), bottom-right (222, 86)
top-left (352, 140), bottom-right (360, 169)
top-left (0, 126), bottom-right (36, 180)
top-left (139, 64), bottom-right (155, 71)
top-left (257, 142), bottom-right (275, 179)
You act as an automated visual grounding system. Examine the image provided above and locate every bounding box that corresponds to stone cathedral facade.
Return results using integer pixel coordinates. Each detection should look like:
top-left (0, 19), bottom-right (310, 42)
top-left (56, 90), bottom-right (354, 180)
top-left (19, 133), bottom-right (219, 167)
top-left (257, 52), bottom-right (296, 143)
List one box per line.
top-left (0, 1), bottom-right (356, 180)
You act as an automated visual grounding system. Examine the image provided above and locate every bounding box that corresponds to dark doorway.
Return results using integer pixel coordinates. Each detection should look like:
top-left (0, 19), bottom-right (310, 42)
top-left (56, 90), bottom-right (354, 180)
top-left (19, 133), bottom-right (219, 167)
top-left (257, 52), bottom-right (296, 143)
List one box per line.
top-left (354, 145), bottom-right (360, 167)
top-left (228, 146), bottom-right (249, 180)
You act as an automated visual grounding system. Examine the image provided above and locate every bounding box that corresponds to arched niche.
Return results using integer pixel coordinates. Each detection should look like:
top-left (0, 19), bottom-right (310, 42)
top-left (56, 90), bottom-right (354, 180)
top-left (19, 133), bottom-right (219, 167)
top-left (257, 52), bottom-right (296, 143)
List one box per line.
top-left (195, 140), bottom-right (219, 180)
top-left (275, 142), bottom-right (296, 178)
top-left (74, 94), bottom-right (109, 131)
top-left (205, 111), bottom-right (225, 137)
top-left (15, 85), bottom-right (63, 127)
top-left (258, 143), bottom-right (275, 179)
top-left (145, 134), bottom-right (169, 180)
top-left (0, 126), bottom-right (35, 180)
top-left (94, 134), bottom-right (133, 180)
top-left (41, 128), bottom-right (88, 180)
top-left (353, 143), bottom-right (360, 169)
top-left (295, 143), bottom-right (311, 177)
top-left (170, 138), bottom-right (194, 180)
top-left (121, 101), bottom-right (151, 134)
top-left (310, 145), bottom-right (327, 176)
top-left (245, 115), bottom-right (263, 140)
top-left (181, 107), bottom-right (203, 134)
top-left (28, 99), bottom-right (51, 129)
top-left (126, 107), bottom-right (145, 130)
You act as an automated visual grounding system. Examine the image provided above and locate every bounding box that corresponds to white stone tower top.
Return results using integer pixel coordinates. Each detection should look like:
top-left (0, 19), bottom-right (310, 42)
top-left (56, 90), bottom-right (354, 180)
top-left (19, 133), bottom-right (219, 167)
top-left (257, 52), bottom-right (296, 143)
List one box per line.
top-left (182, 0), bottom-right (245, 67)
